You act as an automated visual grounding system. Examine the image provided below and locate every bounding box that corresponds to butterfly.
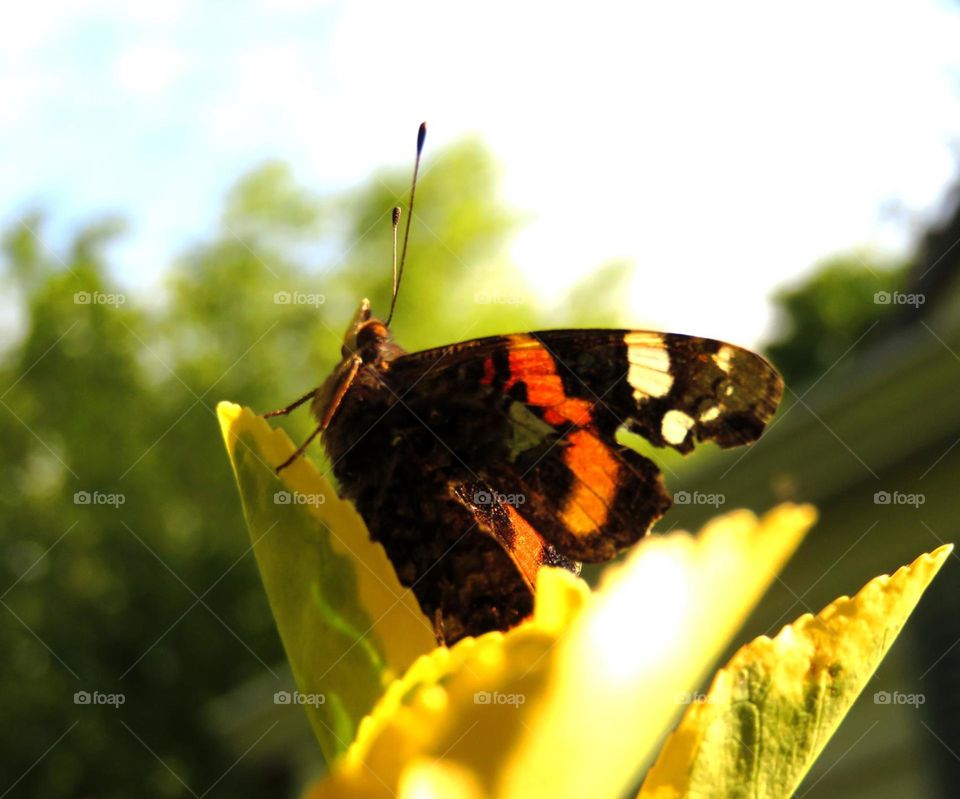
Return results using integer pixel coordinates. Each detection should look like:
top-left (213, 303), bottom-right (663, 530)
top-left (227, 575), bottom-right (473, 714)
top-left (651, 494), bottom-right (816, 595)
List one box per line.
top-left (263, 123), bottom-right (783, 645)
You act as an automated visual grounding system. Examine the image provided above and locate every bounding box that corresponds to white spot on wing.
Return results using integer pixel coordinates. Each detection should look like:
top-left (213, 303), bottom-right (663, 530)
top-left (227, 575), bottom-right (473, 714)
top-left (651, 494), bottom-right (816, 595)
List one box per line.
top-left (714, 345), bottom-right (735, 374)
top-left (699, 406), bottom-right (720, 422)
top-left (625, 332), bottom-right (673, 400)
top-left (661, 409), bottom-right (694, 445)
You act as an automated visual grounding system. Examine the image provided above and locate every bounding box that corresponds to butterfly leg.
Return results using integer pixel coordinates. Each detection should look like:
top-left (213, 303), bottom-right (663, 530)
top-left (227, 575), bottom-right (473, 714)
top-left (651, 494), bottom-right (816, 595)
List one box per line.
top-left (433, 608), bottom-right (447, 646)
top-left (275, 422), bottom-right (324, 473)
top-left (262, 388), bottom-right (317, 418)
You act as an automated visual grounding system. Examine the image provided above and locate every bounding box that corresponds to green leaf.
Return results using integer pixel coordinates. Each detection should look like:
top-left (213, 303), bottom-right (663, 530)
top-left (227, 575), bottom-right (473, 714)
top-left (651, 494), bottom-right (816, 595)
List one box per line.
top-left (638, 544), bottom-right (953, 799)
top-left (217, 402), bottom-right (435, 763)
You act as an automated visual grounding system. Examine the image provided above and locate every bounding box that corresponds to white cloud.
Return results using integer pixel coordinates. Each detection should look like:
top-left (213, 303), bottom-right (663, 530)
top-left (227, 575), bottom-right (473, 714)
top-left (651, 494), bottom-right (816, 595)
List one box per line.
top-left (114, 42), bottom-right (188, 95)
top-left (315, 0), bottom-right (960, 343)
top-left (1, 0), bottom-right (959, 349)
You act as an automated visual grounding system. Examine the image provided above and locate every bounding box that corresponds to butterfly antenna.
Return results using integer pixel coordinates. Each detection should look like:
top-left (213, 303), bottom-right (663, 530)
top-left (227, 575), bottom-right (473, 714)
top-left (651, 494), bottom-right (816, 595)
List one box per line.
top-left (385, 121), bottom-right (426, 326)
top-left (390, 205), bottom-right (401, 301)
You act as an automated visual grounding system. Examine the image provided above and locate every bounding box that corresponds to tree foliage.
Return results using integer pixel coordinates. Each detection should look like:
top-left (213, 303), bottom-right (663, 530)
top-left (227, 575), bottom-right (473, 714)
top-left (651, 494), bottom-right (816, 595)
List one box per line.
top-left (764, 254), bottom-right (910, 388)
top-left (0, 140), bottom-right (602, 796)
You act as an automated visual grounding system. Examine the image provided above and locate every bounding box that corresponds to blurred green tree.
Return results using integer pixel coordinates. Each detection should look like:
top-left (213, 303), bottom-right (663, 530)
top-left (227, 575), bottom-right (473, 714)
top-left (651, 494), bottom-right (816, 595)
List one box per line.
top-left (0, 138), bottom-right (627, 797)
top-left (764, 254), bottom-right (909, 388)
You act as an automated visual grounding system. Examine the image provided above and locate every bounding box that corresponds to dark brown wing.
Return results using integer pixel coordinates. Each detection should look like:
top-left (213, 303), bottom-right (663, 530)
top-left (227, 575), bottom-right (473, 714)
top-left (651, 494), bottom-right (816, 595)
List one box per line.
top-left (384, 329), bottom-right (782, 562)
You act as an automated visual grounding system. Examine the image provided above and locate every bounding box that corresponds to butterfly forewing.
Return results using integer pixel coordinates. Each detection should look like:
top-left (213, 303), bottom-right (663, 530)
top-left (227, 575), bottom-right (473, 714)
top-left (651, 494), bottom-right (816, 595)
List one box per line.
top-left (381, 329), bottom-right (782, 562)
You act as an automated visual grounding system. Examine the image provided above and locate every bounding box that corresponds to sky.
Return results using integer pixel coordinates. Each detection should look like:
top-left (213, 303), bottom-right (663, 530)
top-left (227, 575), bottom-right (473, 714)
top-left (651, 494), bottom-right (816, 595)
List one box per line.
top-left (2, 0), bottom-right (960, 346)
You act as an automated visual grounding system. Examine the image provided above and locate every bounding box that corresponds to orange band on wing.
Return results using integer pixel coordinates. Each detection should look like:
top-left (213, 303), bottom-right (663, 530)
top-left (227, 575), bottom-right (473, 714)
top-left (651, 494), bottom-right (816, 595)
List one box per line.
top-left (481, 337), bottom-right (594, 427)
top-left (560, 429), bottom-right (620, 537)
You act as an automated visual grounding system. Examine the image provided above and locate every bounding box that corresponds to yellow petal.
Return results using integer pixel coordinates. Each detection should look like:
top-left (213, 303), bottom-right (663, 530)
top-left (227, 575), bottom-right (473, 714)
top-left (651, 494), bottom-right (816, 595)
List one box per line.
top-left (638, 544), bottom-right (953, 799)
top-left (307, 504), bottom-right (815, 798)
top-left (501, 504), bottom-right (815, 799)
top-left (303, 618), bottom-right (568, 799)
top-left (217, 402), bottom-right (434, 762)
top-left (398, 759), bottom-right (486, 799)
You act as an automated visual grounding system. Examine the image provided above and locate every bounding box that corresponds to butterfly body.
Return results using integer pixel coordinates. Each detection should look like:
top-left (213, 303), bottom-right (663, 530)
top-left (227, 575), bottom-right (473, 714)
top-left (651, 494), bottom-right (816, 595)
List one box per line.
top-left (284, 298), bottom-right (783, 644)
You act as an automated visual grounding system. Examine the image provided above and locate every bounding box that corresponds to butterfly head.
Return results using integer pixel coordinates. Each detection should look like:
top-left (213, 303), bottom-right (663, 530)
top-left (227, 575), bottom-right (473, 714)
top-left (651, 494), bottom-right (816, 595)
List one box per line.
top-left (342, 298), bottom-right (391, 364)
top-left (308, 298), bottom-right (397, 437)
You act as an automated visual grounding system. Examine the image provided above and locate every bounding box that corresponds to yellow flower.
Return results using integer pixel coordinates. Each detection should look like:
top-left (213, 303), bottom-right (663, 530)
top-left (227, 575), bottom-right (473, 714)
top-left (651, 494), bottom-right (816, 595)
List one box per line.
top-left (217, 401), bottom-right (950, 799)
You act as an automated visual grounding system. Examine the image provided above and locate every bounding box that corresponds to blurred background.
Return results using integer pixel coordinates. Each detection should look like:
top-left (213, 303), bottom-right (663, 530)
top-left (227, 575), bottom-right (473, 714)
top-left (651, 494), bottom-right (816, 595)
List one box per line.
top-left (2, 1), bottom-right (960, 796)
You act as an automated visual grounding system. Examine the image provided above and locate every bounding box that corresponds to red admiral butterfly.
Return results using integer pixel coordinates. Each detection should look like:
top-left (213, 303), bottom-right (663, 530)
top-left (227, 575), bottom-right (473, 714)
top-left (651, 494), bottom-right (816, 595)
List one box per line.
top-left (263, 123), bottom-right (783, 644)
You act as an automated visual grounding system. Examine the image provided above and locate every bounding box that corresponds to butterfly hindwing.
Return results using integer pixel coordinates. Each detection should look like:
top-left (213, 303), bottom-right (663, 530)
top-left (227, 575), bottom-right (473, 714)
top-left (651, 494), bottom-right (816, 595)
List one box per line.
top-left (485, 430), bottom-right (672, 562)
